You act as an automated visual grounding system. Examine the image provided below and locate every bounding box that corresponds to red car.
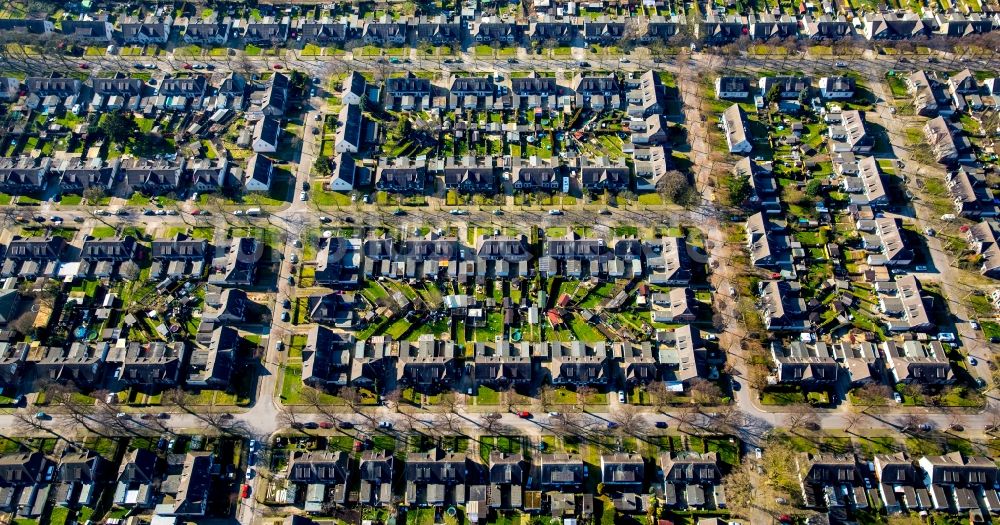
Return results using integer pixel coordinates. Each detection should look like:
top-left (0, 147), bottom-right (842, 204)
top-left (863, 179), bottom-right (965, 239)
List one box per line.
top-left (272, 64), bottom-right (283, 69)
top-left (78, 63), bottom-right (89, 69)
top-left (517, 411), bottom-right (532, 419)
top-left (318, 421), bottom-right (333, 429)
top-left (240, 484), bottom-right (251, 499)
top-left (182, 63), bottom-right (192, 69)
top-left (191, 210), bottom-right (202, 216)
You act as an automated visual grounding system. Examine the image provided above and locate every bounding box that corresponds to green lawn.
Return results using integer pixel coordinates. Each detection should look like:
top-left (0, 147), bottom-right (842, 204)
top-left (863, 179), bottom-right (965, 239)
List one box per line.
top-left (474, 385), bottom-right (500, 405)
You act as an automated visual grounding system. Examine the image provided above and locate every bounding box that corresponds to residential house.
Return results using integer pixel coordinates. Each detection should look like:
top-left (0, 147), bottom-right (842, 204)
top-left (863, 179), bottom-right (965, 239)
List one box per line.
top-left (907, 70), bottom-right (951, 117)
top-left (405, 449), bottom-right (473, 507)
top-left (249, 72), bottom-right (289, 119)
top-left (287, 451), bottom-right (351, 511)
top-left (187, 157), bottom-right (228, 193)
top-left (208, 237), bottom-right (263, 287)
top-left (56, 450), bottom-right (107, 508)
top-left (350, 336), bottom-right (394, 391)
top-left (33, 342), bottom-right (107, 390)
top-left (252, 117), bottom-right (281, 153)
top-left (801, 14), bottom-right (851, 39)
top-left (547, 341), bottom-right (609, 386)
top-left (308, 293), bottom-right (357, 328)
top-left (243, 153), bottom-right (273, 192)
top-left (414, 16), bottom-right (461, 45)
top-left (797, 454), bottom-right (862, 509)
top-left (759, 76), bottom-right (812, 99)
top-left (159, 452), bottom-right (213, 517)
top-left (359, 451), bottom-right (395, 506)
top-left (882, 340), bottom-right (952, 384)
top-left (488, 453), bottom-right (526, 510)
top-left (876, 275), bottom-right (932, 332)
top-left (697, 13), bottom-right (746, 43)
top-left (539, 453), bottom-right (586, 492)
top-left (722, 103), bottom-right (752, 154)
top-left (302, 326), bottom-right (353, 390)
top-left (647, 236), bottom-right (692, 285)
top-left (652, 287), bottom-right (696, 324)
top-left (186, 325), bottom-right (239, 388)
top-left (758, 280), bottom-right (810, 331)
top-left (819, 76), bottom-right (855, 99)
top-left (300, 21), bottom-right (352, 45)
top-left (842, 156), bottom-right (888, 208)
top-left (736, 158), bottom-right (780, 213)
top-left (967, 220), bottom-right (1000, 278)
top-left (747, 13), bottom-right (798, 39)
top-left (119, 16), bottom-right (172, 45)
top-left (574, 74), bottom-right (621, 110)
top-left (583, 18), bottom-right (626, 43)
top-left (398, 334), bottom-right (459, 392)
top-left (110, 341), bottom-right (187, 388)
top-left (923, 116), bottom-right (969, 164)
top-left (363, 21), bottom-right (408, 45)
top-left (827, 109), bottom-right (872, 154)
top-left (659, 452), bottom-right (723, 509)
top-left (601, 453), bottom-right (645, 495)
top-left (948, 167), bottom-right (998, 218)
top-left (375, 157), bottom-right (427, 194)
top-left (745, 212), bottom-right (790, 268)
top-left (2, 236), bottom-right (66, 279)
top-left (55, 158), bottom-right (119, 194)
top-left (315, 237), bottom-right (361, 288)
top-left (156, 76), bottom-right (207, 110)
top-left (511, 76), bottom-right (558, 110)
top-left (449, 76), bottom-right (496, 109)
top-left (61, 20), bottom-right (114, 43)
top-left (872, 453), bottom-right (922, 514)
top-left (0, 157), bottom-right (49, 195)
top-left (183, 20), bottom-right (231, 45)
top-left (243, 17), bottom-right (289, 46)
top-left (860, 217), bottom-right (913, 267)
top-left (471, 19), bottom-right (521, 43)
top-left (121, 157), bottom-right (184, 195)
top-left (150, 233), bottom-right (208, 280)
top-left (626, 70), bottom-right (665, 118)
top-left (770, 340), bottom-right (840, 385)
top-left (715, 76), bottom-right (751, 99)
top-left (0, 18), bottom-right (53, 36)
top-left (513, 163), bottom-right (563, 191)
top-left (342, 72), bottom-right (366, 105)
top-left (79, 236), bottom-right (139, 280)
top-left (917, 453), bottom-right (998, 512)
top-left (863, 12), bottom-right (925, 40)
top-left (579, 156), bottom-right (630, 192)
top-left (442, 156), bottom-right (497, 193)
top-left (529, 17), bottom-right (576, 44)
top-left (472, 341), bottom-right (532, 389)
top-left (113, 449), bottom-right (157, 508)
top-left (335, 103), bottom-right (363, 154)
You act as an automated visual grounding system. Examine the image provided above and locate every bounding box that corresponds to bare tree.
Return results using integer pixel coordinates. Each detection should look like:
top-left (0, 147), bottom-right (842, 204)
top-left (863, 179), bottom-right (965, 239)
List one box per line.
top-left (689, 378), bottom-right (723, 405)
top-left (784, 403), bottom-right (820, 434)
top-left (647, 381), bottom-right (675, 413)
top-left (538, 385), bottom-right (555, 412)
top-left (575, 386), bottom-right (595, 413)
top-left (481, 412), bottom-right (503, 434)
top-left (436, 413), bottom-right (462, 435)
top-left (897, 413), bottom-right (929, 433)
top-left (854, 383), bottom-right (891, 414)
top-left (674, 405), bottom-right (700, 434)
top-left (611, 404), bottom-right (647, 437)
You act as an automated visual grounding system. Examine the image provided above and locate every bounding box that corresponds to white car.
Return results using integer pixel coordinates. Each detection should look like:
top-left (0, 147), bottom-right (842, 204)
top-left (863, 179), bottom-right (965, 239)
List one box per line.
top-left (300, 191), bottom-right (307, 201)
top-left (970, 320), bottom-right (980, 330)
top-left (617, 391), bottom-right (626, 403)
top-left (754, 447), bottom-right (762, 459)
top-left (893, 392), bottom-right (902, 403)
top-left (548, 209), bottom-right (563, 216)
top-left (937, 333), bottom-right (956, 342)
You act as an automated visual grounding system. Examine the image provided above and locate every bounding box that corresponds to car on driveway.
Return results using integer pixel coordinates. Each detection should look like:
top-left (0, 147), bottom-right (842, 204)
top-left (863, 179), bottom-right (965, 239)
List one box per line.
top-left (893, 392), bottom-right (902, 403)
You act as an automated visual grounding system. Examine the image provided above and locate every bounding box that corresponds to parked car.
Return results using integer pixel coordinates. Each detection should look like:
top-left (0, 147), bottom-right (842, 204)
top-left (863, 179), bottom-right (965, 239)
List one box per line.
top-left (378, 420), bottom-right (393, 428)
top-left (319, 421), bottom-right (334, 429)
top-left (548, 209), bottom-right (563, 216)
top-left (338, 421), bottom-right (353, 429)
top-left (893, 392), bottom-right (902, 403)
top-left (241, 484), bottom-right (251, 498)
top-left (517, 411), bottom-right (532, 418)
top-left (655, 421), bottom-right (668, 429)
